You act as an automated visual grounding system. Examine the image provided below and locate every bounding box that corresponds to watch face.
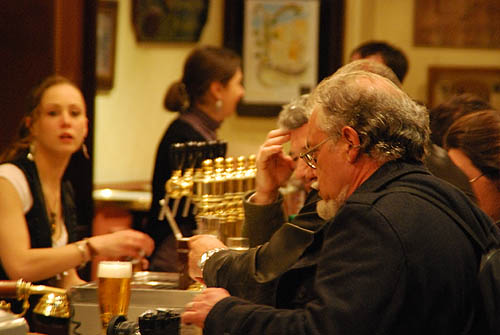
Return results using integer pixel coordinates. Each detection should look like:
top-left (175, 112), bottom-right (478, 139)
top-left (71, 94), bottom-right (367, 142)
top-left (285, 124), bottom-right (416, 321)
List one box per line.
top-left (199, 248), bottom-right (226, 270)
top-left (133, 0), bottom-right (209, 42)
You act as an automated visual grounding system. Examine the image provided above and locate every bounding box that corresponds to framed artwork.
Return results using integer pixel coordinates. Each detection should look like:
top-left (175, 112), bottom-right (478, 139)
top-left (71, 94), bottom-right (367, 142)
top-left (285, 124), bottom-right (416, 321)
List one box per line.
top-left (243, 0), bottom-right (319, 105)
top-left (414, 0), bottom-right (500, 49)
top-left (428, 66), bottom-right (500, 109)
top-left (132, 0), bottom-right (209, 42)
top-left (224, 0), bottom-right (344, 117)
top-left (96, 0), bottom-right (118, 90)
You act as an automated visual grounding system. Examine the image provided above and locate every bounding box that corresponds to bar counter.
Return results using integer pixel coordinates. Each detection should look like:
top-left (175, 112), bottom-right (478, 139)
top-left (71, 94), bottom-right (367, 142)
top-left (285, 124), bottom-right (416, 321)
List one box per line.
top-left (69, 272), bottom-right (201, 335)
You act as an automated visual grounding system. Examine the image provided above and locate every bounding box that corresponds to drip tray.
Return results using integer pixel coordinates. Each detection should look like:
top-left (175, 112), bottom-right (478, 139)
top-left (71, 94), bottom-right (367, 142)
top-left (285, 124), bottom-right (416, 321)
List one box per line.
top-left (132, 271), bottom-right (179, 289)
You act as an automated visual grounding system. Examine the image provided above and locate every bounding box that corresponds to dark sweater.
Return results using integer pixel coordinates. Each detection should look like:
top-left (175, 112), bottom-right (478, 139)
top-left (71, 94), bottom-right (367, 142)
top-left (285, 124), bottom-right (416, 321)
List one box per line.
top-left (146, 110), bottom-right (221, 265)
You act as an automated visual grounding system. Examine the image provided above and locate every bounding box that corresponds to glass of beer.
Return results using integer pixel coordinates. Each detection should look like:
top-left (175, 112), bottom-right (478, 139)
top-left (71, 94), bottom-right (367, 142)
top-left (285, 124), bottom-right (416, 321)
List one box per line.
top-left (226, 237), bottom-right (250, 253)
top-left (97, 261), bottom-right (132, 333)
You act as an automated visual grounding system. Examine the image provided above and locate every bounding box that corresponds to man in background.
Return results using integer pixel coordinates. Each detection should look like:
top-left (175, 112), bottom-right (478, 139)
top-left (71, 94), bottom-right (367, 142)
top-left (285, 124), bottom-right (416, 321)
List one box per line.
top-left (350, 40), bottom-right (409, 83)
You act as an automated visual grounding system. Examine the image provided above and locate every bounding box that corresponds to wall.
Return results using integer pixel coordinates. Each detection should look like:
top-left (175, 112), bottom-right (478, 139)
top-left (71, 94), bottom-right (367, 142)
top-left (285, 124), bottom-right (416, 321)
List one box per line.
top-left (344, 0), bottom-right (500, 101)
top-left (94, 0), bottom-right (276, 184)
top-left (95, 0), bottom-right (500, 185)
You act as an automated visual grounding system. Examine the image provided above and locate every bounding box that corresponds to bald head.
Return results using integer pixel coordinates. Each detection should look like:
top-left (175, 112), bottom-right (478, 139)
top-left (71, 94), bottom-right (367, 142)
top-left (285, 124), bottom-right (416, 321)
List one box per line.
top-left (336, 59), bottom-right (402, 88)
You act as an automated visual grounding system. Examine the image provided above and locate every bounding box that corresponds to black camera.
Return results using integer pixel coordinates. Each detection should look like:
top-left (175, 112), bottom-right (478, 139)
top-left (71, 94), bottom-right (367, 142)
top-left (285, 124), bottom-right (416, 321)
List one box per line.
top-left (107, 309), bottom-right (181, 335)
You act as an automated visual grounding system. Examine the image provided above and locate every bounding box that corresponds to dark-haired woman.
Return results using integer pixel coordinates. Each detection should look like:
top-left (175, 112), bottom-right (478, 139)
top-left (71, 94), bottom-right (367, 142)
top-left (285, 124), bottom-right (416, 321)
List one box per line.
top-left (444, 109), bottom-right (500, 226)
top-left (147, 45), bottom-right (244, 271)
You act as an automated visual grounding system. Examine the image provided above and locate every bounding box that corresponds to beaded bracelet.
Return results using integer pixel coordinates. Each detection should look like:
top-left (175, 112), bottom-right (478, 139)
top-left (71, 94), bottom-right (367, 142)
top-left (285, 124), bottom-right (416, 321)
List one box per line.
top-left (75, 240), bottom-right (91, 269)
top-left (83, 238), bottom-right (98, 257)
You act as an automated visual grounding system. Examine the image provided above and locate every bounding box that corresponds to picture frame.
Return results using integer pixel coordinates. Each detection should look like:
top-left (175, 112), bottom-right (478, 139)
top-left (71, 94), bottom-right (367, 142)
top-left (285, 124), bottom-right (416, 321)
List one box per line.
top-left (414, 0), bottom-right (500, 49)
top-left (96, 0), bottom-right (118, 90)
top-left (224, 0), bottom-right (345, 117)
top-left (428, 66), bottom-right (500, 110)
top-left (242, 0), bottom-right (320, 106)
top-left (131, 0), bottom-right (209, 42)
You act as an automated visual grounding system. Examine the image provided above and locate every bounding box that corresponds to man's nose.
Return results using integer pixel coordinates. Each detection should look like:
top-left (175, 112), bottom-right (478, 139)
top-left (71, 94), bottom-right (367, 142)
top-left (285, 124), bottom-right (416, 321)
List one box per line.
top-left (294, 159), bottom-right (307, 179)
top-left (309, 166), bottom-right (318, 178)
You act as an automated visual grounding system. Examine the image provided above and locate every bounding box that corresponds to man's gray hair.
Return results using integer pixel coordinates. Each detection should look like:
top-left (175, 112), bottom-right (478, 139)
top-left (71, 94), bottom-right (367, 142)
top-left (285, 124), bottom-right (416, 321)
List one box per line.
top-left (277, 94), bottom-right (311, 130)
top-left (335, 59), bottom-right (402, 88)
top-left (311, 71), bottom-right (430, 162)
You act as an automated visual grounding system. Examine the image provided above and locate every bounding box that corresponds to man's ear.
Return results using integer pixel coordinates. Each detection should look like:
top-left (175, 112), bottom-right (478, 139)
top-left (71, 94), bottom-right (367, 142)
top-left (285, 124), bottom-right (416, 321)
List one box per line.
top-left (341, 126), bottom-right (361, 163)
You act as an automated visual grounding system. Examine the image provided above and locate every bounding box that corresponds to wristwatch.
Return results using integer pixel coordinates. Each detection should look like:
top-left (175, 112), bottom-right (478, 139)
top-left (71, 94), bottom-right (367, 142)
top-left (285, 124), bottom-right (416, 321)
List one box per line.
top-left (198, 248), bottom-right (227, 273)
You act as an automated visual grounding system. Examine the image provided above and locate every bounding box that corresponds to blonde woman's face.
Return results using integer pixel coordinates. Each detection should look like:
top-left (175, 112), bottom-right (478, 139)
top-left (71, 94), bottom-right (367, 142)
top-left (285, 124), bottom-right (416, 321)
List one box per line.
top-left (31, 83), bottom-right (88, 157)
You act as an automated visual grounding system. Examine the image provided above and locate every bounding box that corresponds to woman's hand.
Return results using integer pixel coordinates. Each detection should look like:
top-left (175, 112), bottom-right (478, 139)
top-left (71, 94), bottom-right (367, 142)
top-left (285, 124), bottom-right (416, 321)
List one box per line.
top-left (88, 229), bottom-right (154, 259)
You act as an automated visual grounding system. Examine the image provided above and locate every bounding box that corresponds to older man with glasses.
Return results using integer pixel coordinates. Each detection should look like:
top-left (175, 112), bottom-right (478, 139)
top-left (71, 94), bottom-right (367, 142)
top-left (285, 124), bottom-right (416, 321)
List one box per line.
top-left (182, 70), bottom-right (498, 335)
top-left (187, 93), bottom-right (325, 307)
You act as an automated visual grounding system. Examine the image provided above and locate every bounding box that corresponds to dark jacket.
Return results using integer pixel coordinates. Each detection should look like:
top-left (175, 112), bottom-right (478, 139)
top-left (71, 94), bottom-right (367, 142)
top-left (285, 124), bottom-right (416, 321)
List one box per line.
top-left (204, 190), bottom-right (325, 307)
top-left (204, 160), bottom-right (498, 335)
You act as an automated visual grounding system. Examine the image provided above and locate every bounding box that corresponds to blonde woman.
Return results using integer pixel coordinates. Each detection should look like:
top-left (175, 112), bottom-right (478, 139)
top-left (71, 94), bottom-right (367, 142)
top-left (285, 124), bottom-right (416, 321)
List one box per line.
top-left (0, 76), bottom-right (154, 293)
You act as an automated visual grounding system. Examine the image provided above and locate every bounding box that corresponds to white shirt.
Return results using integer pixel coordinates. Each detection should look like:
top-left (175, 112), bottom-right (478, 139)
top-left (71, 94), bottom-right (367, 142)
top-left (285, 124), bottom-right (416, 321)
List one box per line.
top-left (0, 163), bottom-right (68, 246)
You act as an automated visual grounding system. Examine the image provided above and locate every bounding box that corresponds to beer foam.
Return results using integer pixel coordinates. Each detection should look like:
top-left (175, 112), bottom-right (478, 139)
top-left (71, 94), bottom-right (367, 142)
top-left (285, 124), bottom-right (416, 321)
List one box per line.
top-left (97, 261), bottom-right (132, 278)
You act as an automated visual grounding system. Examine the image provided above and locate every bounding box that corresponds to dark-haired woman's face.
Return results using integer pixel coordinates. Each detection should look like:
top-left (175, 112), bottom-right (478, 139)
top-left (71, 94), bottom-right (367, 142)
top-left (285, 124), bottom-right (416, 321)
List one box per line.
top-left (219, 67), bottom-right (244, 118)
top-left (31, 83), bottom-right (88, 157)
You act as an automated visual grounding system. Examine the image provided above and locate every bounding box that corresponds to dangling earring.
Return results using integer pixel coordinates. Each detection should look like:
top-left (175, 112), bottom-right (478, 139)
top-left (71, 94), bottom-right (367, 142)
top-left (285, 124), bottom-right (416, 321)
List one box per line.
top-left (81, 143), bottom-right (90, 159)
top-left (27, 143), bottom-right (35, 161)
top-left (215, 99), bottom-right (223, 113)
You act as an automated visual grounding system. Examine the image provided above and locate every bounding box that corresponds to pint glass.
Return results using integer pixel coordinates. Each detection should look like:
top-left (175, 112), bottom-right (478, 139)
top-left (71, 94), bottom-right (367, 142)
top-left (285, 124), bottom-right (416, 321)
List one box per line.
top-left (97, 261), bottom-right (132, 333)
top-left (226, 237), bottom-right (249, 253)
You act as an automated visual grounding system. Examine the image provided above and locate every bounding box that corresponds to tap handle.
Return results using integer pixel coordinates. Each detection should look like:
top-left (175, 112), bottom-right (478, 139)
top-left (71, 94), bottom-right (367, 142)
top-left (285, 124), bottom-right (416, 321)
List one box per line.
top-left (207, 140), bottom-right (218, 159)
top-left (216, 140), bottom-right (227, 158)
top-left (0, 280), bottom-right (18, 298)
top-left (185, 141), bottom-right (198, 169)
top-left (194, 142), bottom-right (208, 169)
top-left (169, 143), bottom-right (186, 171)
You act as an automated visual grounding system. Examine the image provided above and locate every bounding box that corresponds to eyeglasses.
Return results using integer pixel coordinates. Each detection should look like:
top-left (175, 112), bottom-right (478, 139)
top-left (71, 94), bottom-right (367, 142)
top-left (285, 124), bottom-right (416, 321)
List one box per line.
top-left (468, 173), bottom-right (484, 183)
top-left (299, 136), bottom-right (334, 169)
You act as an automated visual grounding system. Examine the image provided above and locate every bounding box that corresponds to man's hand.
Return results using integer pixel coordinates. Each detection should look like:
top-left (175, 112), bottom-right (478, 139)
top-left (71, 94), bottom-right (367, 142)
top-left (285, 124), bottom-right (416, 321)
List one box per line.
top-left (188, 235), bottom-right (227, 281)
top-left (253, 129), bottom-right (295, 204)
top-left (181, 288), bottom-right (230, 329)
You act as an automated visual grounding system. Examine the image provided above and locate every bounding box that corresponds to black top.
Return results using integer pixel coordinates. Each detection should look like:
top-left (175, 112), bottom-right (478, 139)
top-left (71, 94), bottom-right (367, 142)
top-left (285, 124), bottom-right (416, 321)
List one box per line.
top-left (0, 156), bottom-right (78, 284)
top-left (146, 110), bottom-right (220, 247)
top-left (425, 144), bottom-right (475, 202)
top-left (0, 155), bottom-right (78, 319)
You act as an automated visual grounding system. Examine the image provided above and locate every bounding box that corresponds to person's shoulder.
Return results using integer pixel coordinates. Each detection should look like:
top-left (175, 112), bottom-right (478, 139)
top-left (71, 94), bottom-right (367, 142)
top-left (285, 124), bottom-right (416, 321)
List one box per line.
top-left (0, 163), bottom-right (32, 213)
top-left (163, 118), bottom-right (204, 141)
top-left (425, 144), bottom-right (474, 199)
top-left (0, 163), bottom-right (26, 181)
